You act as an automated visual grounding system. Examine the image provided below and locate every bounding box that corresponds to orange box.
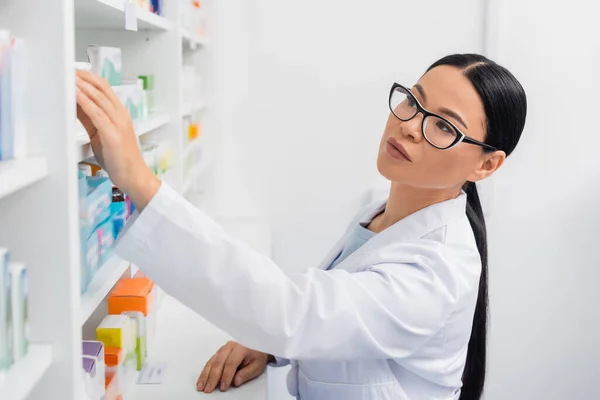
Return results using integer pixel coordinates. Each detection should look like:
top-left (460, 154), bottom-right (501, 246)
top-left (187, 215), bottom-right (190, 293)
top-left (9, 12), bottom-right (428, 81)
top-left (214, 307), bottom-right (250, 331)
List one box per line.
top-left (105, 347), bottom-right (123, 367)
top-left (188, 123), bottom-right (199, 140)
top-left (108, 278), bottom-right (155, 316)
top-left (105, 370), bottom-right (115, 389)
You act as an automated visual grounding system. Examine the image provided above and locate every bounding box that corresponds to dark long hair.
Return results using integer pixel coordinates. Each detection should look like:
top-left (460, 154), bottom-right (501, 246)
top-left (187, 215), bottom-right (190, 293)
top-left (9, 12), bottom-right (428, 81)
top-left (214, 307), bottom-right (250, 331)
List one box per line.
top-left (426, 54), bottom-right (527, 400)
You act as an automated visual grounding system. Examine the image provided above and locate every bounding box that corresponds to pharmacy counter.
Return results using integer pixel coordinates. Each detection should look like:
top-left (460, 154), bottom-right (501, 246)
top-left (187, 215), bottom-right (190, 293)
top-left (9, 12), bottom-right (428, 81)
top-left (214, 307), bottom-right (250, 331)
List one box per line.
top-left (129, 295), bottom-right (267, 399)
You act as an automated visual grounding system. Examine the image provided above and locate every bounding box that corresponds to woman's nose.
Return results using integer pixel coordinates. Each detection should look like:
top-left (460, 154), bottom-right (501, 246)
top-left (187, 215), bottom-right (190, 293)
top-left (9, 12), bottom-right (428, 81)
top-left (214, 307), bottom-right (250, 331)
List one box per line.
top-left (400, 113), bottom-right (424, 142)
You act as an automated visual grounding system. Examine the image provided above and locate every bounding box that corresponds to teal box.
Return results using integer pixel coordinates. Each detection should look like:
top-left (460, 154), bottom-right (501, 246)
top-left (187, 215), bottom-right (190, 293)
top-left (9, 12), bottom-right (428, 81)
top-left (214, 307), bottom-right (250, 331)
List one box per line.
top-left (86, 46), bottom-right (122, 86)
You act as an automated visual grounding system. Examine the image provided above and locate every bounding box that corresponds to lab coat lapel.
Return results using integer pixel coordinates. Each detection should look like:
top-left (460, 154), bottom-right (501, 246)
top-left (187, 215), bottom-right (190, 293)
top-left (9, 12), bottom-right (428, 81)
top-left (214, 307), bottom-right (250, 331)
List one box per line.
top-left (315, 200), bottom-right (387, 271)
top-left (332, 193), bottom-right (468, 274)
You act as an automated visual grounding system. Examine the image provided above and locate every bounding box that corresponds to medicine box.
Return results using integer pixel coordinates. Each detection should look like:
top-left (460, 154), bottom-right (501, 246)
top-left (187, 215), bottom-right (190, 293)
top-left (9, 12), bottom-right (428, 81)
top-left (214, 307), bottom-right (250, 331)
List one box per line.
top-left (96, 315), bottom-right (132, 354)
top-left (86, 45), bottom-right (122, 86)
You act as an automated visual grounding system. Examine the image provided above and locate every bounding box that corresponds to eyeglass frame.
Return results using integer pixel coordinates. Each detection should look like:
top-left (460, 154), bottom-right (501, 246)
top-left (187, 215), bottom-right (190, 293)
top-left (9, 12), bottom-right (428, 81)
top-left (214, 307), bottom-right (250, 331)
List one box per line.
top-left (388, 83), bottom-right (498, 152)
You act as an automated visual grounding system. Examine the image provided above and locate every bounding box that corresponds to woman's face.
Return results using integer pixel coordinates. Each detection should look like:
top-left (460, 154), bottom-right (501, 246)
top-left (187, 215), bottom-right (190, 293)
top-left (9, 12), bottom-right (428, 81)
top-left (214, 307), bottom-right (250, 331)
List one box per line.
top-left (377, 65), bottom-right (504, 190)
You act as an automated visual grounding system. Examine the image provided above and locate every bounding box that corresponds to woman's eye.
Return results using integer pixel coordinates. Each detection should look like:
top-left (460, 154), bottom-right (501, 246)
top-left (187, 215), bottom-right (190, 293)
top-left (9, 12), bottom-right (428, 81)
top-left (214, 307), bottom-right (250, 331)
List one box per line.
top-left (407, 97), bottom-right (416, 107)
top-left (436, 120), bottom-right (454, 134)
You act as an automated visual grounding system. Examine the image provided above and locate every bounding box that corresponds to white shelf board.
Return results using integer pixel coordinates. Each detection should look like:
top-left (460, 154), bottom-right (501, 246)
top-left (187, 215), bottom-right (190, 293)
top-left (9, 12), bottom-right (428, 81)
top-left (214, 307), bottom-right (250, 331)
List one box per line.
top-left (0, 158), bottom-right (48, 201)
top-left (80, 255), bottom-right (130, 325)
top-left (182, 162), bottom-right (207, 195)
top-left (77, 113), bottom-right (171, 161)
top-left (182, 136), bottom-right (204, 160)
top-left (181, 29), bottom-right (208, 49)
top-left (128, 296), bottom-right (266, 400)
top-left (0, 344), bottom-right (53, 400)
top-left (75, 0), bottom-right (171, 30)
top-left (135, 113), bottom-right (172, 136)
top-left (181, 101), bottom-right (207, 117)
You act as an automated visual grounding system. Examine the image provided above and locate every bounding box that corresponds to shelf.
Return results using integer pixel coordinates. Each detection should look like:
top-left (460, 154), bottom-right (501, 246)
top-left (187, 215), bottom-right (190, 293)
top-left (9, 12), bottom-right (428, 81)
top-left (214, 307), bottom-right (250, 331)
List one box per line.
top-left (77, 113), bottom-right (171, 161)
top-left (181, 29), bottom-right (208, 50)
top-left (135, 113), bottom-right (172, 136)
top-left (182, 162), bottom-right (207, 194)
top-left (75, 0), bottom-right (171, 30)
top-left (0, 158), bottom-right (48, 201)
top-left (80, 255), bottom-right (130, 325)
top-left (128, 296), bottom-right (266, 400)
top-left (0, 344), bottom-right (53, 400)
top-left (182, 137), bottom-right (204, 160)
top-left (181, 101), bottom-right (207, 117)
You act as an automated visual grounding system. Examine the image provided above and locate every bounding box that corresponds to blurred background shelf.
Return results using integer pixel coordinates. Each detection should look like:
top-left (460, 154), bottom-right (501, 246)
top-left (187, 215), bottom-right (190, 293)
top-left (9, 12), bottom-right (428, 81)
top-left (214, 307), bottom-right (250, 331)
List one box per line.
top-left (181, 29), bottom-right (208, 49)
top-left (0, 158), bottom-right (48, 200)
top-left (181, 100), bottom-right (206, 117)
top-left (0, 344), bottom-right (53, 400)
top-left (74, 0), bottom-right (171, 30)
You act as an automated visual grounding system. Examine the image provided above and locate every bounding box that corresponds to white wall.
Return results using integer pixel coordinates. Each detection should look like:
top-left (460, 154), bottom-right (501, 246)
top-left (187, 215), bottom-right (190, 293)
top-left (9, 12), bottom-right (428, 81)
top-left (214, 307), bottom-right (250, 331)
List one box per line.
top-left (485, 1), bottom-right (600, 399)
top-left (239, 0), bottom-right (485, 273)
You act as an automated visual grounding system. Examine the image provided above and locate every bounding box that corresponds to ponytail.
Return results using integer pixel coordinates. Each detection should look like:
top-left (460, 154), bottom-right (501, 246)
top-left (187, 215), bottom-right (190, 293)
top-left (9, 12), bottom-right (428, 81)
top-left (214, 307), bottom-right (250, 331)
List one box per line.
top-left (459, 181), bottom-right (488, 400)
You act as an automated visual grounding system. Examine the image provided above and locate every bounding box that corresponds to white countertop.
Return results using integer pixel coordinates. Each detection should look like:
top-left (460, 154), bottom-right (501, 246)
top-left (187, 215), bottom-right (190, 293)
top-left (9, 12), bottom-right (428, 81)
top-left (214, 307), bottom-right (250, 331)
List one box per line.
top-left (129, 295), bottom-right (267, 399)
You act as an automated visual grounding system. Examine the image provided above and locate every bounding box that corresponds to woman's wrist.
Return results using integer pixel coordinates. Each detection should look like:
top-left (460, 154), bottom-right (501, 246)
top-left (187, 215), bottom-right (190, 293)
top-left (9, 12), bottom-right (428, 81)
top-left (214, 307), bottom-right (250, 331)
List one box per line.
top-left (124, 168), bottom-right (161, 212)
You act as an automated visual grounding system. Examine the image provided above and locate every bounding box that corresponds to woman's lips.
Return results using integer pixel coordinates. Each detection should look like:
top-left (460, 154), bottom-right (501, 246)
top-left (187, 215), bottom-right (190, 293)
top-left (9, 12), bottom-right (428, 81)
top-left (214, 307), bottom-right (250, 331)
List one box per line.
top-left (386, 137), bottom-right (412, 162)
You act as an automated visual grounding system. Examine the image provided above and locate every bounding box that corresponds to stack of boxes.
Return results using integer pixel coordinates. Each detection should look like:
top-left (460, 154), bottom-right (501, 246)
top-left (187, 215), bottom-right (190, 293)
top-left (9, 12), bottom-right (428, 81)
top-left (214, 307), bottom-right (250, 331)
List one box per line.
top-left (90, 272), bottom-right (157, 398)
top-left (79, 45), bottom-right (155, 128)
top-left (82, 341), bottom-right (106, 400)
top-left (107, 275), bottom-right (157, 371)
top-left (78, 165), bottom-right (134, 294)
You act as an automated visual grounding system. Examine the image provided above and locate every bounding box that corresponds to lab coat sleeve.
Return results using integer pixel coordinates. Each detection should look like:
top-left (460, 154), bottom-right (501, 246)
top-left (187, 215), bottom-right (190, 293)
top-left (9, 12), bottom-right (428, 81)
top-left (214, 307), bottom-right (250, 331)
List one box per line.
top-left (115, 183), bottom-right (460, 361)
top-left (270, 356), bottom-right (290, 367)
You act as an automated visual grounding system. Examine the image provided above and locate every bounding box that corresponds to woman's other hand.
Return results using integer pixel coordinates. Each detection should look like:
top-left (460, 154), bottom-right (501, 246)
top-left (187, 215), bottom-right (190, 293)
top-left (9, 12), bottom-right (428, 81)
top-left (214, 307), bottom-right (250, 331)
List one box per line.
top-left (197, 341), bottom-right (272, 393)
top-left (75, 70), bottom-right (160, 210)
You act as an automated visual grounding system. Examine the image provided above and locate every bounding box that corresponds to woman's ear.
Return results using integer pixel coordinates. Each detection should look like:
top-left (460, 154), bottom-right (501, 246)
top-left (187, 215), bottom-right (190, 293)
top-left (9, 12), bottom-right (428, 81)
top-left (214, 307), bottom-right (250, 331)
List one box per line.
top-left (468, 150), bottom-right (506, 182)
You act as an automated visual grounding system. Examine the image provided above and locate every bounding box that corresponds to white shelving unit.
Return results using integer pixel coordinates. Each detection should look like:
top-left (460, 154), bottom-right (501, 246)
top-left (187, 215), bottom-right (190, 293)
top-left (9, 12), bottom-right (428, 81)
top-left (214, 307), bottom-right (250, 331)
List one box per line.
top-left (0, 345), bottom-right (53, 400)
top-left (181, 28), bottom-right (208, 49)
top-left (0, 0), bottom-right (216, 398)
top-left (181, 100), bottom-right (206, 117)
top-left (74, 0), bottom-right (171, 30)
top-left (79, 256), bottom-right (130, 325)
top-left (0, 158), bottom-right (48, 200)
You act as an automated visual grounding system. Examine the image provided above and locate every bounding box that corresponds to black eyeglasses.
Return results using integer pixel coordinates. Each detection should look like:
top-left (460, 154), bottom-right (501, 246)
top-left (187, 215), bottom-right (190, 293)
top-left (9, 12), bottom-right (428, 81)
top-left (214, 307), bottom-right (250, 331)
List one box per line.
top-left (389, 83), bottom-right (497, 152)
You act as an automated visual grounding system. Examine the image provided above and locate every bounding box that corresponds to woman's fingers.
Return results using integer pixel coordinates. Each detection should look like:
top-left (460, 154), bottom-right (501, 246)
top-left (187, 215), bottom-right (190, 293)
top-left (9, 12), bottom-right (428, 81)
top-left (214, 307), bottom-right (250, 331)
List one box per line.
top-left (75, 87), bottom-right (114, 137)
top-left (76, 76), bottom-right (118, 123)
top-left (197, 355), bottom-right (214, 392)
top-left (233, 359), bottom-right (266, 387)
top-left (219, 346), bottom-right (246, 392)
top-left (76, 69), bottom-right (122, 109)
top-left (76, 104), bottom-right (96, 136)
top-left (204, 345), bottom-right (234, 393)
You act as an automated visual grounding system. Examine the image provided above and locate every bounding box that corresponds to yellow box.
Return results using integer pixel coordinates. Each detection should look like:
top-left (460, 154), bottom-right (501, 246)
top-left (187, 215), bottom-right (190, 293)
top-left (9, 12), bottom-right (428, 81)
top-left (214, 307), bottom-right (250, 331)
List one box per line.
top-left (96, 315), bottom-right (131, 350)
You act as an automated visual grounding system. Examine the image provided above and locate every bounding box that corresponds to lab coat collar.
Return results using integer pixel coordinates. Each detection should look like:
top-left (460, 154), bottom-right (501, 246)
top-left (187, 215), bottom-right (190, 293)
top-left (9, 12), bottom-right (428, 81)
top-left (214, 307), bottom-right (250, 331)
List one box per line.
top-left (362, 191), bottom-right (467, 243)
top-left (316, 192), bottom-right (468, 271)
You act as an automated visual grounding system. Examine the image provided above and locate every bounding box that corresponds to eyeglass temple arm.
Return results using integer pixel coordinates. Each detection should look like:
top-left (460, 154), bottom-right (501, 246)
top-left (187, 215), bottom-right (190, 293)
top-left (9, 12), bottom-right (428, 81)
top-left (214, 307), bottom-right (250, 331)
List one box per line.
top-left (462, 136), bottom-right (498, 152)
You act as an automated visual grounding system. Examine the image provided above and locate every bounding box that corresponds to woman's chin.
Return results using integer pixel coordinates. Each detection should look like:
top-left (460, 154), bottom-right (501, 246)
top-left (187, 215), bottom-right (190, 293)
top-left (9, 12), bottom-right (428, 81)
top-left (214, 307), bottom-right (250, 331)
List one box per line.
top-left (376, 154), bottom-right (409, 182)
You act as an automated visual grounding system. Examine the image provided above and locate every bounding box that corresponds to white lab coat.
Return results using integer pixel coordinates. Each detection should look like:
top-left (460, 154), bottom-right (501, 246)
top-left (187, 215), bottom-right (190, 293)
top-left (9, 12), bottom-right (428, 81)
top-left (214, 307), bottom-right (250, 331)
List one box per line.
top-left (115, 184), bottom-right (482, 400)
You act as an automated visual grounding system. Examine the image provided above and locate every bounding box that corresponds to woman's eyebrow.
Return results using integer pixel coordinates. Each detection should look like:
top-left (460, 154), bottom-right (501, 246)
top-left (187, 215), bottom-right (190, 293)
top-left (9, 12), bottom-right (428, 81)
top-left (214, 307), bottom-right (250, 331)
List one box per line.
top-left (414, 83), bottom-right (469, 130)
top-left (439, 107), bottom-right (468, 130)
top-left (414, 84), bottom-right (427, 101)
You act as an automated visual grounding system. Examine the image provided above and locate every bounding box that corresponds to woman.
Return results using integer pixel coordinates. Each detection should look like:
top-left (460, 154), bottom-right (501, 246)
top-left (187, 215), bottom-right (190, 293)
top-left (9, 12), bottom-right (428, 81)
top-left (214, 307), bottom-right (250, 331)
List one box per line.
top-left (75, 53), bottom-right (527, 400)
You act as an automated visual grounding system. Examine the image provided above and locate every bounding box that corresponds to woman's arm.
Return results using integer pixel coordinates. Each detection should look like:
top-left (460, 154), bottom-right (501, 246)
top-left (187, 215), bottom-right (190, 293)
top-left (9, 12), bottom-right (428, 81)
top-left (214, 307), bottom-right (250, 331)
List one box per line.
top-left (115, 181), bottom-right (459, 360)
top-left (76, 70), bottom-right (460, 361)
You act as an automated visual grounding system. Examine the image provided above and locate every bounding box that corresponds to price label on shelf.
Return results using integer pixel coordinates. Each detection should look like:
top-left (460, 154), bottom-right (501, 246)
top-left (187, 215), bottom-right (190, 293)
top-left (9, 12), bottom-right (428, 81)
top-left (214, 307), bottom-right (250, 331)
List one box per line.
top-left (137, 362), bottom-right (168, 384)
top-left (124, 2), bottom-right (138, 32)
